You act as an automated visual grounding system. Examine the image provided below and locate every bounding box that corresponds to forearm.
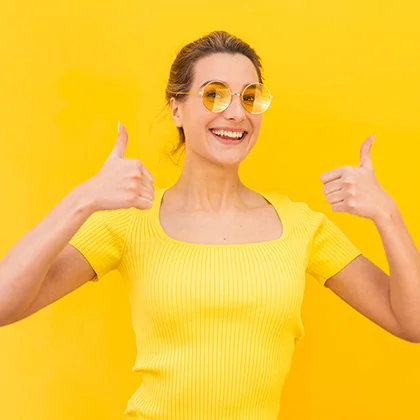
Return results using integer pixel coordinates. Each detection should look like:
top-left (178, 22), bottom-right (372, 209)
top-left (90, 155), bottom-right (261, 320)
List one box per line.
top-left (0, 184), bottom-right (94, 324)
top-left (374, 202), bottom-right (420, 337)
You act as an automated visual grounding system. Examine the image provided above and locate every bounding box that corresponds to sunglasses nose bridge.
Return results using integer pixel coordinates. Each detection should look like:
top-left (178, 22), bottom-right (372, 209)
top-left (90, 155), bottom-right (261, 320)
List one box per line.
top-left (222, 91), bottom-right (246, 120)
top-left (230, 92), bottom-right (243, 105)
top-left (231, 91), bottom-right (250, 114)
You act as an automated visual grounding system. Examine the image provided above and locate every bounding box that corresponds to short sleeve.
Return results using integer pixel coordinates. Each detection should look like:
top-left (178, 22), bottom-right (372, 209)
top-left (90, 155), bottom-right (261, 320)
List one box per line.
top-left (68, 207), bottom-right (134, 281)
top-left (298, 202), bottom-right (362, 287)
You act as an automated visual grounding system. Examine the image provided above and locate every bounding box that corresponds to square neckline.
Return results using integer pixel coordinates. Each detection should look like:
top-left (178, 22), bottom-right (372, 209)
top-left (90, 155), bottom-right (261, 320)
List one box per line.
top-left (151, 187), bottom-right (289, 248)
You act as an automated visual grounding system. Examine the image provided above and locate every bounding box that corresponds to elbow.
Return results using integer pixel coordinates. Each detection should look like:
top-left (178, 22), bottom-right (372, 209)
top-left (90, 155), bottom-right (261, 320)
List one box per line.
top-left (397, 324), bottom-right (420, 343)
top-left (0, 314), bottom-right (24, 328)
top-left (0, 311), bottom-right (14, 328)
top-left (0, 316), bottom-right (12, 328)
top-left (391, 310), bottom-right (420, 343)
top-left (401, 332), bottom-right (420, 344)
top-left (0, 305), bottom-right (25, 328)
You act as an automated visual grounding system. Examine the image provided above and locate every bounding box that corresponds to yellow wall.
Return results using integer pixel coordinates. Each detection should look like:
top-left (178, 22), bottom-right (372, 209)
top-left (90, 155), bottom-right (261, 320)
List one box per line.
top-left (1, 1), bottom-right (419, 419)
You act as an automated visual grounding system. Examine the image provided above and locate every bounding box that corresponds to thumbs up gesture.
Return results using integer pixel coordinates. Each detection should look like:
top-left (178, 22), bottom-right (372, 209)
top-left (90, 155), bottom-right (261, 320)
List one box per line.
top-left (320, 135), bottom-right (395, 221)
top-left (83, 122), bottom-right (155, 212)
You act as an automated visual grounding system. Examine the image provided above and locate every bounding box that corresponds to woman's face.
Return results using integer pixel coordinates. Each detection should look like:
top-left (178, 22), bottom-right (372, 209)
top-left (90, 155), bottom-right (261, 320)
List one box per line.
top-left (170, 53), bottom-right (263, 167)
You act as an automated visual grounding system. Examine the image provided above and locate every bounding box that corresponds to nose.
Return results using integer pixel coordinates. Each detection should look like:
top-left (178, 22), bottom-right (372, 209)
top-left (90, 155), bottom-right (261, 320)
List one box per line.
top-left (223, 92), bottom-right (246, 122)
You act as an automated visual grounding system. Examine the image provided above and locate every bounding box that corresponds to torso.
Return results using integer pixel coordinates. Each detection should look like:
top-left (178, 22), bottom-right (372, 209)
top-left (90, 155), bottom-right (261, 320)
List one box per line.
top-left (159, 187), bottom-right (284, 245)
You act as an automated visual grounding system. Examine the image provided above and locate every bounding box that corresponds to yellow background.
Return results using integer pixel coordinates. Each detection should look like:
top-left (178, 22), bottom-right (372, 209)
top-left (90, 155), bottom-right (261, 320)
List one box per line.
top-left (1, 1), bottom-right (420, 419)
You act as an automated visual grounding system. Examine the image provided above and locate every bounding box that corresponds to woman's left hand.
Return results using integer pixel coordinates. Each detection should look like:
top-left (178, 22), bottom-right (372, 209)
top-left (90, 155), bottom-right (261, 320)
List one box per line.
top-left (320, 134), bottom-right (397, 222)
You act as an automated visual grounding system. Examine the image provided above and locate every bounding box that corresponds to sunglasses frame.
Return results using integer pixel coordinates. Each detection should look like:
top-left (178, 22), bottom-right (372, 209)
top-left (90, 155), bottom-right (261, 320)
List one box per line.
top-left (171, 80), bottom-right (273, 115)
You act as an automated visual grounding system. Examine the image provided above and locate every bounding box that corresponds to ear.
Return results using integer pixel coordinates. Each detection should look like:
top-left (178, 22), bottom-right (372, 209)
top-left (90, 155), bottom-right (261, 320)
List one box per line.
top-left (170, 97), bottom-right (183, 128)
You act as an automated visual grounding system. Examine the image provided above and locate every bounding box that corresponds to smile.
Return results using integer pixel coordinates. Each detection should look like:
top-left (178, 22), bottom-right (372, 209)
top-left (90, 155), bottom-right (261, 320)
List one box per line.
top-left (210, 128), bottom-right (247, 141)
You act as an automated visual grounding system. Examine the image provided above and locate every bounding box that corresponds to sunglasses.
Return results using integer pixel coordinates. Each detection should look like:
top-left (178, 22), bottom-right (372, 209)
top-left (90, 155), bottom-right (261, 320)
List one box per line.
top-left (171, 80), bottom-right (273, 114)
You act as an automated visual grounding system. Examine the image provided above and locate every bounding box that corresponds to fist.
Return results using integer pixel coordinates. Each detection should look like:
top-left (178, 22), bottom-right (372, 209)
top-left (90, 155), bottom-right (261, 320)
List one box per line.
top-left (84, 122), bottom-right (155, 212)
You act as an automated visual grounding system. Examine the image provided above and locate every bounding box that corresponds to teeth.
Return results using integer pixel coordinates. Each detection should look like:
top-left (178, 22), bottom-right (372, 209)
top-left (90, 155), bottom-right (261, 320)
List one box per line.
top-left (211, 129), bottom-right (245, 139)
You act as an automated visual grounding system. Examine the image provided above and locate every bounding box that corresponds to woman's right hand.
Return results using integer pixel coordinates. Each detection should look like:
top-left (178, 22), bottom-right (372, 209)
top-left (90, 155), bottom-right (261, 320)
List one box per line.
top-left (81, 122), bottom-right (155, 212)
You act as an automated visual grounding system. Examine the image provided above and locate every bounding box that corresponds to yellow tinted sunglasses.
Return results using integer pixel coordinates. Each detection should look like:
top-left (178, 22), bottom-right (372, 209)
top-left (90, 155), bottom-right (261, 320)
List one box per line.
top-left (171, 80), bottom-right (273, 114)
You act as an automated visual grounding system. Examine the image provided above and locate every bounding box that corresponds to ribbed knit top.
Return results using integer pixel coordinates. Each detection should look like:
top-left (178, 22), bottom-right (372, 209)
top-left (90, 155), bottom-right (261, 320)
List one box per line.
top-left (69, 186), bottom-right (361, 419)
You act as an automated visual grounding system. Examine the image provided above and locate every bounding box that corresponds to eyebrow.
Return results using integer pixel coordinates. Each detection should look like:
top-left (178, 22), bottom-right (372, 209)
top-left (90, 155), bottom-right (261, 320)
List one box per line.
top-left (199, 80), bottom-right (257, 89)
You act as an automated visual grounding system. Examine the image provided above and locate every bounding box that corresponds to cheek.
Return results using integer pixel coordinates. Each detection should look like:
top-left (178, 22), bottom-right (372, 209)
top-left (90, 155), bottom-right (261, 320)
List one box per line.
top-left (246, 115), bottom-right (262, 144)
top-left (182, 104), bottom-right (215, 137)
top-left (251, 115), bottom-right (262, 131)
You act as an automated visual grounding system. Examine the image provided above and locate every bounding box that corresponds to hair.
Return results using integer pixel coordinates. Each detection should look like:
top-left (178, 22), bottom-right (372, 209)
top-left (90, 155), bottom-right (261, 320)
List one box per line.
top-left (165, 31), bottom-right (264, 155)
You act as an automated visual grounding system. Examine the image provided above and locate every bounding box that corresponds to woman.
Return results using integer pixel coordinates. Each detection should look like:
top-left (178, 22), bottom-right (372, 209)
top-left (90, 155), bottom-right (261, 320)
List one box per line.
top-left (0, 31), bottom-right (419, 419)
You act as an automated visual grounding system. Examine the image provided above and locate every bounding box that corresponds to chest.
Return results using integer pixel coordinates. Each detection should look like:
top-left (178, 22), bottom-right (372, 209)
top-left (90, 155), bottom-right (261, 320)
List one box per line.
top-left (159, 204), bottom-right (283, 245)
top-left (126, 241), bottom-right (308, 344)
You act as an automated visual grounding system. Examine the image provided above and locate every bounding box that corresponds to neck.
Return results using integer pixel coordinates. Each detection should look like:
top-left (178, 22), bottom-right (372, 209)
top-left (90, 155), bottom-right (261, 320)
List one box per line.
top-left (171, 152), bottom-right (247, 211)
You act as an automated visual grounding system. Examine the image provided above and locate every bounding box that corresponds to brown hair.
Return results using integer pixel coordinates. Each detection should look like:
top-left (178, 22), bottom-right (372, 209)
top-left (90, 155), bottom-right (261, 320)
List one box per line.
top-left (165, 31), bottom-right (264, 155)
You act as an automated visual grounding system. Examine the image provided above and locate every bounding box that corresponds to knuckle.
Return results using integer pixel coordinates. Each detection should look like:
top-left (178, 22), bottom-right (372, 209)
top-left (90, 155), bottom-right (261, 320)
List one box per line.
top-left (129, 165), bottom-right (143, 179)
top-left (342, 175), bottom-right (355, 185)
top-left (134, 160), bottom-right (143, 173)
top-left (143, 189), bottom-right (153, 199)
top-left (130, 181), bottom-right (140, 192)
top-left (142, 200), bottom-right (153, 209)
top-left (346, 199), bottom-right (356, 210)
top-left (126, 191), bottom-right (137, 204)
top-left (348, 186), bottom-right (357, 197)
top-left (127, 158), bottom-right (143, 172)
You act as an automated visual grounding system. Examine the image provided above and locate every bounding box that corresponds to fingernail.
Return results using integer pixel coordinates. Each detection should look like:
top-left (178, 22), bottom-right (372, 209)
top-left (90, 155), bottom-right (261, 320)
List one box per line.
top-left (118, 121), bottom-right (121, 133)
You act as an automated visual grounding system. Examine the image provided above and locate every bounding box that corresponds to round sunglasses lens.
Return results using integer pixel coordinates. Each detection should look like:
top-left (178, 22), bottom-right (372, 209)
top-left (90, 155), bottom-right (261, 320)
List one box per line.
top-left (202, 82), bottom-right (231, 112)
top-left (242, 84), bottom-right (272, 114)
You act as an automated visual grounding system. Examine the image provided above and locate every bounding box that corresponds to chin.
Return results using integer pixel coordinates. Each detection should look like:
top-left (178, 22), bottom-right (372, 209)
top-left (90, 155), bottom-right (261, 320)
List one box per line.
top-left (208, 152), bottom-right (248, 168)
top-left (204, 132), bottom-right (254, 166)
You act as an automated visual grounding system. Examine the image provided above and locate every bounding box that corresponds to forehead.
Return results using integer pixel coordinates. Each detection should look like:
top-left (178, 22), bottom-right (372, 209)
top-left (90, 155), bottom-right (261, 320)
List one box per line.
top-left (192, 53), bottom-right (259, 89)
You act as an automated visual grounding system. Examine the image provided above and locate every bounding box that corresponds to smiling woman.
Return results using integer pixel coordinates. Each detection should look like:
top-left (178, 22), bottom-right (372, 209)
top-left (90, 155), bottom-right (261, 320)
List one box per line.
top-left (65, 31), bottom-right (364, 419)
top-left (1, 29), bottom-right (417, 420)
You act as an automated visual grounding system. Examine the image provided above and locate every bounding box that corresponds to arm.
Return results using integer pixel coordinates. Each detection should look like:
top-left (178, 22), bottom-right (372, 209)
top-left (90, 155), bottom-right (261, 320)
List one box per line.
top-left (0, 122), bottom-right (154, 326)
top-left (325, 203), bottom-right (420, 343)
top-left (0, 185), bottom-right (96, 326)
top-left (320, 135), bottom-right (420, 343)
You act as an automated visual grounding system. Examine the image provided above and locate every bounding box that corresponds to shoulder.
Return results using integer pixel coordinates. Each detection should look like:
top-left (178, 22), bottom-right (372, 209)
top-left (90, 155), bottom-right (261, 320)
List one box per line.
top-left (283, 195), bottom-right (354, 247)
top-left (258, 189), bottom-right (319, 217)
top-left (259, 189), bottom-right (330, 234)
top-left (277, 192), bottom-right (325, 219)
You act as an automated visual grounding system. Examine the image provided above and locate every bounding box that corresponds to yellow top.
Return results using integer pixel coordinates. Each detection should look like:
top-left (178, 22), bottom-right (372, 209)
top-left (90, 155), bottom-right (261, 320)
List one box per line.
top-left (69, 187), bottom-right (361, 419)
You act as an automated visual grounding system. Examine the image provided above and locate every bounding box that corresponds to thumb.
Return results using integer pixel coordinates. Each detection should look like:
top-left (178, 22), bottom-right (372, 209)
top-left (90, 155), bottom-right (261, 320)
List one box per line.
top-left (107, 121), bottom-right (128, 161)
top-left (359, 134), bottom-right (376, 169)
